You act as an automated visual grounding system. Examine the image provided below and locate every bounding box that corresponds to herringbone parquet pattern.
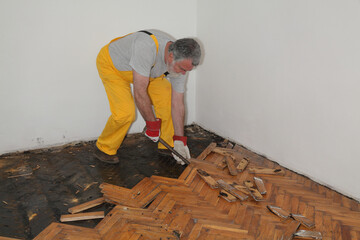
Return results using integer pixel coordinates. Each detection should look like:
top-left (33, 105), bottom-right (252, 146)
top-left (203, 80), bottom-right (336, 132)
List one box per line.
top-left (33, 143), bottom-right (360, 240)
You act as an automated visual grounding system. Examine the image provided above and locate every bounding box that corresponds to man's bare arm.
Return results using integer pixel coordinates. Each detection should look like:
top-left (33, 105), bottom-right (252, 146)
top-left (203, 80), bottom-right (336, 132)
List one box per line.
top-left (171, 89), bottom-right (185, 136)
top-left (133, 70), bottom-right (155, 121)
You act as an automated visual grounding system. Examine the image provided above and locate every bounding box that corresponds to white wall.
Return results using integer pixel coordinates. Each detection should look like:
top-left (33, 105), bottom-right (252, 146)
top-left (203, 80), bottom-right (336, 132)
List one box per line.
top-left (0, 0), bottom-right (197, 154)
top-left (196, 0), bottom-right (360, 200)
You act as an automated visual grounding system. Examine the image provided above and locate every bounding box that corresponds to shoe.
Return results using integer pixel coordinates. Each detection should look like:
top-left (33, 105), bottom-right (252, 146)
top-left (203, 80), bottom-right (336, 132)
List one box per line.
top-left (157, 149), bottom-right (173, 157)
top-left (94, 147), bottom-right (119, 164)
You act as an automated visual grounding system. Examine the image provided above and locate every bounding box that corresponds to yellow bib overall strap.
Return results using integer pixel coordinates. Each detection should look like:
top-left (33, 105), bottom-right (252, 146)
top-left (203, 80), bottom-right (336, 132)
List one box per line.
top-left (138, 30), bottom-right (159, 67)
top-left (108, 31), bottom-right (159, 68)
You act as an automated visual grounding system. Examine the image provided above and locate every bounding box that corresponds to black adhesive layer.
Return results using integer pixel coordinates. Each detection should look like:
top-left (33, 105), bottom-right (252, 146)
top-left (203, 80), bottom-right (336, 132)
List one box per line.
top-left (0, 125), bottom-right (224, 239)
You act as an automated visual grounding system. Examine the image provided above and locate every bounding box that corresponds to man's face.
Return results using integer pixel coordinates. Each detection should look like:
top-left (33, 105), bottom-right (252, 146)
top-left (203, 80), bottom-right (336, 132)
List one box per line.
top-left (167, 54), bottom-right (194, 77)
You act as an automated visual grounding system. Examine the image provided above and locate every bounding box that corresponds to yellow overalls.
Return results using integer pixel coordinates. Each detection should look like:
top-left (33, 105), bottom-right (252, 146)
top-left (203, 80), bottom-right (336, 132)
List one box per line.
top-left (96, 33), bottom-right (174, 155)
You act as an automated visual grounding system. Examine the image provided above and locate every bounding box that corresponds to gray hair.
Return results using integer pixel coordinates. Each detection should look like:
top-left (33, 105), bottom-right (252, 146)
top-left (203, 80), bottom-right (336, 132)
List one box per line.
top-left (168, 38), bottom-right (201, 66)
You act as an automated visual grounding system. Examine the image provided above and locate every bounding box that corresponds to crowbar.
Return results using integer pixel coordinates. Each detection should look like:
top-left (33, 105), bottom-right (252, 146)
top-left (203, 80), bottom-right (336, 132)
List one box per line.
top-left (159, 137), bottom-right (191, 165)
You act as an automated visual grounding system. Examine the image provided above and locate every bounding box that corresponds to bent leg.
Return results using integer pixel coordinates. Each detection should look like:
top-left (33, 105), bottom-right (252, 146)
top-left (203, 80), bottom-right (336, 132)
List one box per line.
top-left (96, 46), bottom-right (135, 155)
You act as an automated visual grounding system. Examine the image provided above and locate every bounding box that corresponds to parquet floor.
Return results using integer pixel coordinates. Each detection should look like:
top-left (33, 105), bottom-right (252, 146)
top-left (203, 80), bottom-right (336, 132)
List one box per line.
top-left (31, 142), bottom-right (360, 239)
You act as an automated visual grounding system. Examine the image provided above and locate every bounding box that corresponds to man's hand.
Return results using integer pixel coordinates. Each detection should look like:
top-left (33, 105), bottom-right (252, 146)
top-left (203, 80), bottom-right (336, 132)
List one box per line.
top-left (145, 118), bottom-right (161, 142)
top-left (173, 136), bottom-right (190, 165)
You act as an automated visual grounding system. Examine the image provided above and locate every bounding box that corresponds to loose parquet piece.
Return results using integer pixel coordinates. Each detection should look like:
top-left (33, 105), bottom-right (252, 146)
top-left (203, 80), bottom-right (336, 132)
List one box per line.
top-left (235, 158), bottom-right (249, 172)
top-left (254, 177), bottom-right (267, 195)
top-left (68, 197), bottom-right (105, 214)
top-left (212, 147), bottom-right (241, 156)
top-left (217, 179), bottom-right (248, 201)
top-left (249, 167), bottom-right (285, 175)
top-left (197, 169), bottom-right (218, 189)
top-left (197, 142), bottom-right (217, 161)
top-left (225, 156), bottom-right (238, 176)
top-left (231, 182), bottom-right (251, 195)
top-left (291, 213), bottom-right (315, 229)
top-left (267, 205), bottom-right (291, 220)
top-left (293, 230), bottom-right (323, 239)
top-left (60, 211), bottom-right (105, 222)
top-left (219, 190), bottom-right (237, 202)
top-left (244, 180), bottom-right (263, 201)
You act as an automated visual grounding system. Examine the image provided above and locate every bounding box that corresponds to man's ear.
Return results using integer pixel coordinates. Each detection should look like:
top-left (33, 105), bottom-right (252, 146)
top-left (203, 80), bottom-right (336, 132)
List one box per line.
top-left (168, 52), bottom-right (174, 63)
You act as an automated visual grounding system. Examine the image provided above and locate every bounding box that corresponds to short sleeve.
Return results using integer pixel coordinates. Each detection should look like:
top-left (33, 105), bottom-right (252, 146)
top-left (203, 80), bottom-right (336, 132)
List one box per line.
top-left (129, 36), bottom-right (157, 77)
top-left (168, 73), bottom-right (187, 93)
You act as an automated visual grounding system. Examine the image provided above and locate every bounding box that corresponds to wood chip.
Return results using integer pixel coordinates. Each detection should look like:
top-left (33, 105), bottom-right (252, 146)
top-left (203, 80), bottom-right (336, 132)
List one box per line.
top-left (83, 182), bottom-right (98, 191)
top-left (28, 213), bottom-right (37, 221)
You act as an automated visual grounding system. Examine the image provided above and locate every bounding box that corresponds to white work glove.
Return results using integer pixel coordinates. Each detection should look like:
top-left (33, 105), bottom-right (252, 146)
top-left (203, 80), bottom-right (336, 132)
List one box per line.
top-left (173, 136), bottom-right (191, 165)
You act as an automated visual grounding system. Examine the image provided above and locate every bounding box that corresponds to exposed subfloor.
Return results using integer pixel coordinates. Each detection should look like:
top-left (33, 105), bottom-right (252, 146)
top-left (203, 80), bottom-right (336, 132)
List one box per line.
top-left (0, 125), bottom-right (224, 239)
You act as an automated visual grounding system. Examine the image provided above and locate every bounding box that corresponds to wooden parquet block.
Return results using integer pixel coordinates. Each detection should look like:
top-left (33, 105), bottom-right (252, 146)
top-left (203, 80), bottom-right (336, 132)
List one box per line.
top-left (31, 142), bottom-right (360, 240)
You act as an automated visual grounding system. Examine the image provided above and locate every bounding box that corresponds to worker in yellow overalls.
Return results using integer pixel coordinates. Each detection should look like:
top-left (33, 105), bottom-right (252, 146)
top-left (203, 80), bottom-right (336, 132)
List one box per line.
top-left (95, 29), bottom-right (201, 164)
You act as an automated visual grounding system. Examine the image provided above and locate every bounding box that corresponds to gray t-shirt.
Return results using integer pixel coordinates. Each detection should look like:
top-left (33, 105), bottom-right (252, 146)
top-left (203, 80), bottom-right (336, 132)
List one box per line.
top-left (108, 29), bottom-right (187, 93)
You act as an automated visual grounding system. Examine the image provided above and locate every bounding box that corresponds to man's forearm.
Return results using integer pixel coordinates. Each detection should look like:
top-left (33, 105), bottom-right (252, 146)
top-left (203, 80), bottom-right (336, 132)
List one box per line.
top-left (134, 90), bottom-right (156, 121)
top-left (171, 92), bottom-right (185, 136)
top-left (172, 106), bottom-right (185, 136)
top-left (132, 70), bottom-right (155, 122)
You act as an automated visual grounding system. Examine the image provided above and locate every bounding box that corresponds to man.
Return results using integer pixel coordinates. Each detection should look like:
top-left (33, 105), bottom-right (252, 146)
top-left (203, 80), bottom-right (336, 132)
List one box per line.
top-left (95, 29), bottom-right (201, 164)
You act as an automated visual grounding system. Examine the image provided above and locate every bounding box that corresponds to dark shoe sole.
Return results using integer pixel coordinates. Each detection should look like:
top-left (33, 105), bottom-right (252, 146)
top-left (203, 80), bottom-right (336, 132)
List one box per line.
top-left (94, 148), bottom-right (119, 164)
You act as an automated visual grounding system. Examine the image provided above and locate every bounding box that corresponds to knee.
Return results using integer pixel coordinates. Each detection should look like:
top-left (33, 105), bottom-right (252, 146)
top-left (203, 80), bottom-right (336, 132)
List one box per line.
top-left (112, 108), bottom-right (136, 123)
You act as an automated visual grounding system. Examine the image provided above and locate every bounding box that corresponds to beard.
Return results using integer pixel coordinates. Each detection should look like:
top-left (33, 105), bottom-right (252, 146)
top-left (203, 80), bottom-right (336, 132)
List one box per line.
top-left (166, 61), bottom-right (181, 78)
